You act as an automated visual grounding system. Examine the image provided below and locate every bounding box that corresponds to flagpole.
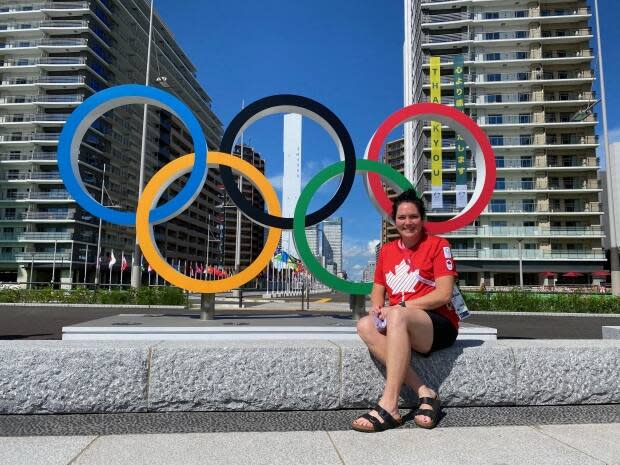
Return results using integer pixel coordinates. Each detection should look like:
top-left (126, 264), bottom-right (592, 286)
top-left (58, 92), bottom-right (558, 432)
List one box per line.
top-left (83, 244), bottom-right (88, 286)
top-left (51, 240), bottom-right (57, 286)
top-left (120, 250), bottom-right (124, 288)
top-left (68, 240), bottom-right (74, 289)
top-left (131, 0), bottom-right (154, 290)
top-left (94, 163), bottom-right (105, 288)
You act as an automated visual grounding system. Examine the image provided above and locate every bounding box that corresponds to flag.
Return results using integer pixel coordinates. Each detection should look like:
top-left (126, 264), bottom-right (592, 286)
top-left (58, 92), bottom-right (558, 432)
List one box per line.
top-left (121, 252), bottom-right (128, 272)
top-left (189, 261), bottom-right (194, 277)
top-left (108, 250), bottom-right (116, 270)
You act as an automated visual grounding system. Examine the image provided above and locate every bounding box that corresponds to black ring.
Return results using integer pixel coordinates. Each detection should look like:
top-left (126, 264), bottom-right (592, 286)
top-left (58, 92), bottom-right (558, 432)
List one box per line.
top-left (219, 94), bottom-right (356, 229)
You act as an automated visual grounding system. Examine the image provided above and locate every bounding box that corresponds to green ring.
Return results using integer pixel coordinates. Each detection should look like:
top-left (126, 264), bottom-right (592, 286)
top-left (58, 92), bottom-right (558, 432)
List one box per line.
top-left (293, 159), bottom-right (418, 295)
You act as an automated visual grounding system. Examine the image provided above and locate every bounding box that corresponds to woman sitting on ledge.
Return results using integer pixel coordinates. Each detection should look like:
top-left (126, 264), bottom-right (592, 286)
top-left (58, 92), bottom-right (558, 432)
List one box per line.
top-left (352, 189), bottom-right (459, 433)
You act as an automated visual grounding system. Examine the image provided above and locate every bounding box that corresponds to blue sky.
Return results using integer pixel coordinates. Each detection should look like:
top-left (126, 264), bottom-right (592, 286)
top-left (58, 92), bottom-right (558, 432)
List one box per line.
top-left (153, 0), bottom-right (619, 280)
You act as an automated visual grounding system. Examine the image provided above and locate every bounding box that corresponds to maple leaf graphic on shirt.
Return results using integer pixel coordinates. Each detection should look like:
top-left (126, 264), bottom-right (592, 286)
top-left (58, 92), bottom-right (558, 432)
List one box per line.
top-left (385, 259), bottom-right (437, 294)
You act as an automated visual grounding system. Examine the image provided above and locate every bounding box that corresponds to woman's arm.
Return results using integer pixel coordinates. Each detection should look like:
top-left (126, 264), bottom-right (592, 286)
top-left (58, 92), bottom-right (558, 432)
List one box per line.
top-left (370, 282), bottom-right (386, 315)
top-left (403, 275), bottom-right (454, 310)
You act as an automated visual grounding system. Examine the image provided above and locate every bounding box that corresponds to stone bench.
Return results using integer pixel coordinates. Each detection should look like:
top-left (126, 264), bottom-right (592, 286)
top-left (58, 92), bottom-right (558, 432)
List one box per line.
top-left (1, 339), bottom-right (618, 414)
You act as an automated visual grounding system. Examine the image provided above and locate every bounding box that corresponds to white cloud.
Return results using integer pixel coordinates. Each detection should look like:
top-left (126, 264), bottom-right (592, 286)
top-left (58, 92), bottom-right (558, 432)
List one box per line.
top-left (353, 264), bottom-right (362, 270)
top-left (367, 239), bottom-right (380, 256)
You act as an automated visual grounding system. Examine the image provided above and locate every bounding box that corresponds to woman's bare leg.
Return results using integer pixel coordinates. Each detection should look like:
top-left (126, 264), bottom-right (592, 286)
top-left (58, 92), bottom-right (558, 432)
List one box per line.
top-left (352, 312), bottom-right (437, 428)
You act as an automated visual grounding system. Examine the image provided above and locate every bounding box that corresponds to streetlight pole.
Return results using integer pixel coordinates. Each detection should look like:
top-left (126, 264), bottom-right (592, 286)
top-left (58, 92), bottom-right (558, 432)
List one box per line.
top-left (94, 164), bottom-right (106, 288)
top-left (131, 0), bottom-right (154, 289)
top-left (593, 0), bottom-right (620, 295)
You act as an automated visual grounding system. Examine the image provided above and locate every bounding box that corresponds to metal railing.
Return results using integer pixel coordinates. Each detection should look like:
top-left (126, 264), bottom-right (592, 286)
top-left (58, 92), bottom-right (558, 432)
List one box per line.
top-left (0, 171), bottom-right (61, 180)
top-left (541, 28), bottom-right (592, 38)
top-left (546, 135), bottom-right (598, 145)
top-left (15, 252), bottom-right (72, 261)
top-left (451, 249), bottom-right (605, 260)
top-left (477, 93), bottom-right (533, 103)
top-left (2, 57), bottom-right (87, 67)
top-left (442, 226), bottom-right (603, 237)
top-left (18, 232), bottom-right (73, 240)
top-left (0, 20), bottom-right (88, 30)
top-left (0, 133), bottom-right (60, 142)
top-left (0, 113), bottom-right (70, 123)
top-left (0, 2), bottom-right (87, 13)
top-left (423, 32), bottom-right (470, 44)
top-left (0, 151), bottom-right (56, 161)
top-left (0, 38), bottom-right (86, 48)
top-left (0, 95), bottom-right (83, 104)
top-left (1, 191), bottom-right (71, 200)
top-left (422, 11), bottom-right (472, 23)
top-left (477, 114), bottom-right (533, 125)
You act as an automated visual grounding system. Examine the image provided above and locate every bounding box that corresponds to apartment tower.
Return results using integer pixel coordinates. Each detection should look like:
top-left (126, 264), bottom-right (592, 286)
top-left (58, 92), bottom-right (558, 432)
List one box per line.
top-left (402, 0), bottom-right (604, 286)
top-left (0, 0), bottom-right (223, 286)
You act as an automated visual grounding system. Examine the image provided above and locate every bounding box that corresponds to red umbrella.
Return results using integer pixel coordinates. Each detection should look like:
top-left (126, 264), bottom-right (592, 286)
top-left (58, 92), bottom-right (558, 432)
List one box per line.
top-left (540, 272), bottom-right (557, 278)
top-left (562, 272), bottom-right (584, 277)
top-left (592, 270), bottom-right (611, 277)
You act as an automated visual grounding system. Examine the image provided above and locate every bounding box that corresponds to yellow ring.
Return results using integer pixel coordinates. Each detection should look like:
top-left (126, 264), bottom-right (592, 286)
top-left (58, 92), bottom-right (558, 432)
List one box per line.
top-left (136, 151), bottom-right (282, 292)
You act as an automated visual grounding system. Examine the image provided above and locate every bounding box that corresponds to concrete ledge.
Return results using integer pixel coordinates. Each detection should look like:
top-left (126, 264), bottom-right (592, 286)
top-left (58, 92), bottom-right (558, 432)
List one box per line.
top-left (0, 303), bottom-right (185, 310)
top-left (603, 326), bottom-right (620, 339)
top-left (0, 340), bottom-right (618, 414)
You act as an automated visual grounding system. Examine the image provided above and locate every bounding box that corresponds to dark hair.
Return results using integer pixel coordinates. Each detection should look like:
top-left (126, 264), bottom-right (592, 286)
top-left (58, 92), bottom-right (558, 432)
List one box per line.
top-left (391, 189), bottom-right (426, 220)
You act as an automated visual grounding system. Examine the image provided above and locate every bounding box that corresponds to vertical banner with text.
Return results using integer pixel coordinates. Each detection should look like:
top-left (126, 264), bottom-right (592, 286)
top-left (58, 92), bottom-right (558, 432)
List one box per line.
top-left (453, 55), bottom-right (467, 208)
top-left (430, 56), bottom-right (443, 208)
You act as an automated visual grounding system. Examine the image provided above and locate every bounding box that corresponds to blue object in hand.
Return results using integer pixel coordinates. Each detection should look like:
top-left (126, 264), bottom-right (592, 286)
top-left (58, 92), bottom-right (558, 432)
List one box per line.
top-left (373, 314), bottom-right (387, 333)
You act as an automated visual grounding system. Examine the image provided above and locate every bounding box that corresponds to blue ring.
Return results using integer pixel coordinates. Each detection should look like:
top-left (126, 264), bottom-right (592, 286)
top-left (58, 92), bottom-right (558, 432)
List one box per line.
top-left (58, 84), bottom-right (208, 226)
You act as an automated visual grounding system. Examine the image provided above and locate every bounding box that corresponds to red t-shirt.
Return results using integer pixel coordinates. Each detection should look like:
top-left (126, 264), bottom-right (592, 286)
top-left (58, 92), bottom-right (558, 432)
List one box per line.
top-left (374, 233), bottom-right (459, 330)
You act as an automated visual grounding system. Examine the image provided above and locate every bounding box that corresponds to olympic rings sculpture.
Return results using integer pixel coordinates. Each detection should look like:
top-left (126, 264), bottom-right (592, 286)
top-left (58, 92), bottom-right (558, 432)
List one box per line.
top-left (58, 84), bottom-right (496, 295)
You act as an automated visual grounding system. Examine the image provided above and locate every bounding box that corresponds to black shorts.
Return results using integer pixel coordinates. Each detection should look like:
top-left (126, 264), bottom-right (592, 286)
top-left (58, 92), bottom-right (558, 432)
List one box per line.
top-left (416, 310), bottom-right (458, 357)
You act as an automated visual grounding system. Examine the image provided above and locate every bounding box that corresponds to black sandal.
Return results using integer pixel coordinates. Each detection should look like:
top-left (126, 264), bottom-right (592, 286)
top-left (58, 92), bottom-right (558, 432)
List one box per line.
top-left (351, 403), bottom-right (404, 433)
top-left (413, 395), bottom-right (441, 429)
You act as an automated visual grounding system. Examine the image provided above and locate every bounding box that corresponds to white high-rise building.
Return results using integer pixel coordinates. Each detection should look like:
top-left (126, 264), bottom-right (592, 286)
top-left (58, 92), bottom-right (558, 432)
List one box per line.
top-left (402, 0), bottom-right (605, 287)
top-left (323, 217), bottom-right (342, 276)
top-left (281, 113), bottom-right (301, 258)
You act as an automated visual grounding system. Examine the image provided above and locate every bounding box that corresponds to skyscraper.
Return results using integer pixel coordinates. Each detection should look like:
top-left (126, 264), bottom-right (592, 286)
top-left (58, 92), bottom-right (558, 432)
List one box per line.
top-left (0, 0), bottom-right (223, 286)
top-left (281, 113), bottom-right (302, 258)
top-left (403, 0), bottom-right (604, 286)
top-left (322, 217), bottom-right (342, 276)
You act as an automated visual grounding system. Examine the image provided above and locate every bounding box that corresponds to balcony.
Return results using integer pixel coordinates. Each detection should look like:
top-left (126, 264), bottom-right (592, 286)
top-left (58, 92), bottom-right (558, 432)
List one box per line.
top-left (422, 11), bottom-right (472, 24)
top-left (0, 20), bottom-right (88, 34)
top-left (476, 114), bottom-right (532, 125)
top-left (17, 232), bottom-right (73, 241)
top-left (0, 171), bottom-right (62, 181)
top-left (0, 94), bottom-right (84, 108)
top-left (541, 28), bottom-right (592, 39)
top-left (0, 76), bottom-right (86, 90)
top-left (15, 252), bottom-right (72, 262)
top-left (0, 133), bottom-right (60, 145)
top-left (423, 53), bottom-right (473, 65)
top-left (0, 38), bottom-right (87, 52)
top-left (427, 202), bottom-right (601, 216)
top-left (0, 2), bottom-right (88, 15)
top-left (422, 32), bottom-right (470, 44)
top-left (0, 113), bottom-right (70, 125)
top-left (0, 191), bottom-right (71, 201)
top-left (0, 151), bottom-right (56, 162)
top-left (2, 57), bottom-right (87, 70)
top-left (20, 211), bottom-right (74, 221)
top-left (450, 249), bottom-right (605, 260)
top-left (546, 135), bottom-right (598, 146)
top-left (475, 70), bottom-right (592, 84)
top-left (442, 226), bottom-right (603, 238)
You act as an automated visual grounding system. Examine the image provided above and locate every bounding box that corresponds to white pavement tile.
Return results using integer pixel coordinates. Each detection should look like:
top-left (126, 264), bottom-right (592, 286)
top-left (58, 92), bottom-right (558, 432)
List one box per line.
top-left (71, 431), bottom-right (342, 465)
top-left (537, 424), bottom-right (620, 465)
top-left (329, 425), bottom-right (608, 465)
top-left (0, 436), bottom-right (96, 465)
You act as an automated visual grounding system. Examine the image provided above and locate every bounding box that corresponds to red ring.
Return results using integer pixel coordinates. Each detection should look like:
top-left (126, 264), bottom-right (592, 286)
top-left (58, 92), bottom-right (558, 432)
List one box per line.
top-left (366, 103), bottom-right (496, 234)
